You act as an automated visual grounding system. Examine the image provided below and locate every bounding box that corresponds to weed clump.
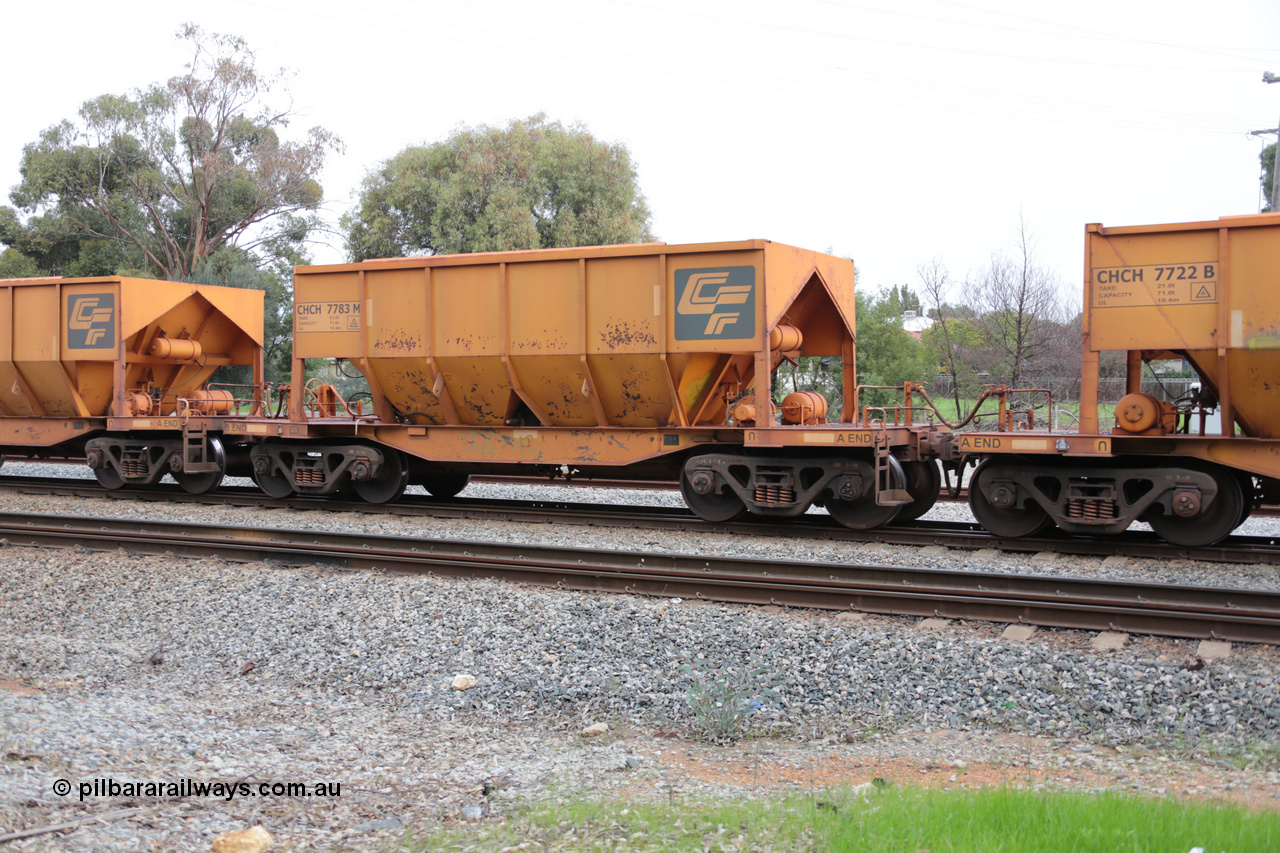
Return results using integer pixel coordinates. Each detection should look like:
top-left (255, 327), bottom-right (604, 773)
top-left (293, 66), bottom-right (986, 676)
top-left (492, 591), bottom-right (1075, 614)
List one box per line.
top-left (681, 653), bottom-right (782, 742)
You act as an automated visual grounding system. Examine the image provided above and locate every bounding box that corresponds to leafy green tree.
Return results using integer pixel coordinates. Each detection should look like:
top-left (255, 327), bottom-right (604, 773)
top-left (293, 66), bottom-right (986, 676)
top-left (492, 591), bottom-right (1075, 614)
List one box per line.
top-left (0, 205), bottom-right (141, 277)
top-left (2, 23), bottom-right (341, 280)
top-left (1262, 141), bottom-right (1276, 212)
top-left (853, 287), bottom-right (934, 409)
top-left (882, 283), bottom-right (921, 316)
top-left (344, 114), bottom-right (654, 258)
top-left (0, 248), bottom-right (38, 278)
top-left (926, 301), bottom-right (976, 320)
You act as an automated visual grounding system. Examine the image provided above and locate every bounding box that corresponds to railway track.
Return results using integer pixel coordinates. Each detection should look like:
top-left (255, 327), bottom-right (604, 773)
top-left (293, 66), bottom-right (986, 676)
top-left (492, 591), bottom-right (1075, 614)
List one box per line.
top-left (469, 475), bottom-right (1280, 519)
top-left (1, 474), bottom-right (1279, 565)
top-left (4, 510), bottom-right (1278, 643)
top-left (17, 461), bottom-right (1280, 518)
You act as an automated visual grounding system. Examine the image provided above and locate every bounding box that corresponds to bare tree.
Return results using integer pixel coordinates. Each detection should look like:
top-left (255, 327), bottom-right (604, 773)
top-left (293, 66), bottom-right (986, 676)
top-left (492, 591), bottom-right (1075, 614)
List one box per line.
top-left (966, 216), bottom-right (1070, 391)
top-left (918, 257), bottom-right (966, 418)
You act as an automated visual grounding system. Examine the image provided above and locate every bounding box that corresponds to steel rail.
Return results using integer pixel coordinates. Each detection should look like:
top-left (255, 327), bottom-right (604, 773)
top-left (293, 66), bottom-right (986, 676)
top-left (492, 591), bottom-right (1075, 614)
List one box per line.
top-left (2, 511), bottom-right (1278, 643)
top-left (1, 475), bottom-right (1279, 565)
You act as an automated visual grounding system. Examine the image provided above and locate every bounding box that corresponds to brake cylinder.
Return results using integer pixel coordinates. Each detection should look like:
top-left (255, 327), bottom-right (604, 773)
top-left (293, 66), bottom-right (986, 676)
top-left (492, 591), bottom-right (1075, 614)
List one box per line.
top-left (769, 324), bottom-right (803, 352)
top-left (780, 391), bottom-right (828, 425)
top-left (188, 389), bottom-right (234, 415)
top-left (1114, 392), bottom-right (1173, 434)
top-left (150, 338), bottom-right (203, 361)
top-left (126, 392), bottom-right (152, 416)
top-left (730, 396), bottom-right (757, 425)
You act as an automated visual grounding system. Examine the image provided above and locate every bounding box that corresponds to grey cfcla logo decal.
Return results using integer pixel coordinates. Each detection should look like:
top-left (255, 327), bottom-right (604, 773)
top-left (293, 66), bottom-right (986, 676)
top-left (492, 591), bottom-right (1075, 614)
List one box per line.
top-left (674, 266), bottom-right (755, 340)
top-left (67, 294), bottom-right (115, 349)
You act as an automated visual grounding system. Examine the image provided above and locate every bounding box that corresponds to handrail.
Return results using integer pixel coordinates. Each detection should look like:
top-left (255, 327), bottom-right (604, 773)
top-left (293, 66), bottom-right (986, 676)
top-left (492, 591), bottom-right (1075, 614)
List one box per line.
top-left (909, 382), bottom-right (1055, 432)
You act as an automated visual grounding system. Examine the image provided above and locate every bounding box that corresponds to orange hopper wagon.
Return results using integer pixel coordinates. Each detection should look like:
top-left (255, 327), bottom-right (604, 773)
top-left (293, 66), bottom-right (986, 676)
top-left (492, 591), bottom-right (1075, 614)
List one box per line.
top-left (0, 275), bottom-right (264, 493)
top-left (267, 240), bottom-right (948, 526)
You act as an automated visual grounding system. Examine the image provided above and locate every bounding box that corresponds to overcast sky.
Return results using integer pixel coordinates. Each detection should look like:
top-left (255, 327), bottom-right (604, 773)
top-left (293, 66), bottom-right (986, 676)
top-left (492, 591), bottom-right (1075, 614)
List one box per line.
top-left (4, 0), bottom-right (1279, 307)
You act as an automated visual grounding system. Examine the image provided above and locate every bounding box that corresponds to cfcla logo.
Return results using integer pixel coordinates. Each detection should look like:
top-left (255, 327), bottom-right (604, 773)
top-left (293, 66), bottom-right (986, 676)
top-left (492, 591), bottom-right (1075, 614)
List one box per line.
top-left (673, 266), bottom-right (755, 340)
top-left (67, 294), bottom-right (116, 349)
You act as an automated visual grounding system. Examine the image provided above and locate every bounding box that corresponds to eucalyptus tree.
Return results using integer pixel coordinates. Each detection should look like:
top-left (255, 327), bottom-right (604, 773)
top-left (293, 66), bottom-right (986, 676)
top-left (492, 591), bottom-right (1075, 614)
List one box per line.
top-left (3, 23), bottom-right (341, 280)
top-left (344, 114), bottom-right (653, 259)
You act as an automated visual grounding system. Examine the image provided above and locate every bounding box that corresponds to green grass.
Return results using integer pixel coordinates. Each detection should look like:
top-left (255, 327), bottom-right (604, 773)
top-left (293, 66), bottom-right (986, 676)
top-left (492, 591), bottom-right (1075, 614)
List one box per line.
top-left (394, 786), bottom-right (1279, 852)
top-left (921, 396), bottom-right (1117, 429)
top-left (821, 787), bottom-right (1275, 852)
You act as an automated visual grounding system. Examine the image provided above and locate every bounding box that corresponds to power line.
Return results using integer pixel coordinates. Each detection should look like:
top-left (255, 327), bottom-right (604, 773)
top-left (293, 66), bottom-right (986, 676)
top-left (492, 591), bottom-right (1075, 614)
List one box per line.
top-left (601, 0), bottom-right (1271, 72)
top-left (930, 0), bottom-right (1280, 64)
top-left (235, 0), bottom-right (1264, 136)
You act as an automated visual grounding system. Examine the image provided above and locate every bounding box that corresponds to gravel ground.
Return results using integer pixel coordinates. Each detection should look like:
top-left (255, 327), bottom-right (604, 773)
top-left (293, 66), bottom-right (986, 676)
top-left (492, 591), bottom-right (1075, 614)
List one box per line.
top-left (2, 463), bottom-right (1279, 850)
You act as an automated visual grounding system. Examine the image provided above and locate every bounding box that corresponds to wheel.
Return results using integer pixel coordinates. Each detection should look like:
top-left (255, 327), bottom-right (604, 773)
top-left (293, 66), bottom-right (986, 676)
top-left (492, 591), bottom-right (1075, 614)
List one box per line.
top-left (826, 457), bottom-right (905, 530)
top-left (93, 465), bottom-right (125, 490)
top-left (680, 467), bottom-right (746, 523)
top-left (253, 467), bottom-right (295, 499)
top-left (255, 471), bottom-right (295, 499)
top-left (424, 471), bottom-right (470, 499)
top-left (897, 460), bottom-right (942, 522)
top-left (1147, 463), bottom-right (1243, 547)
top-left (1236, 472), bottom-right (1257, 527)
top-left (968, 458), bottom-right (1054, 538)
top-left (171, 437), bottom-right (226, 495)
top-left (353, 450), bottom-right (409, 504)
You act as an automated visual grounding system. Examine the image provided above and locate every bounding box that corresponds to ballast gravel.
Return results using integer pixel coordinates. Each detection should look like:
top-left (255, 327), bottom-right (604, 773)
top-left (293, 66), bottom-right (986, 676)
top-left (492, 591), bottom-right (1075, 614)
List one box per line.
top-left (1, 465), bottom-right (1279, 849)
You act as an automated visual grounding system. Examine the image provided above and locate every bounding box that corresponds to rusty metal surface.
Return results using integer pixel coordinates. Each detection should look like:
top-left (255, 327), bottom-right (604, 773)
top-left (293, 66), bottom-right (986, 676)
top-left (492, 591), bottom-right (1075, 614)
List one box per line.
top-left (1, 509), bottom-right (1277, 643)
top-left (292, 241), bottom-right (858, 443)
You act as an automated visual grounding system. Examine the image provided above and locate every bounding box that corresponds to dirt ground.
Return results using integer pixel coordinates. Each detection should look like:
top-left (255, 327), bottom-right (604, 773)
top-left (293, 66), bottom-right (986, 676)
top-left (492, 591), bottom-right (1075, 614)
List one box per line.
top-left (610, 727), bottom-right (1280, 814)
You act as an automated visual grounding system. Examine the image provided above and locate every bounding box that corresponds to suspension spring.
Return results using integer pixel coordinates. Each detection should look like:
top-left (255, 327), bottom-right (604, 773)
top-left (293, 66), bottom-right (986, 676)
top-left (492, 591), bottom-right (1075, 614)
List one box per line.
top-left (1067, 498), bottom-right (1117, 519)
top-left (754, 485), bottom-right (796, 505)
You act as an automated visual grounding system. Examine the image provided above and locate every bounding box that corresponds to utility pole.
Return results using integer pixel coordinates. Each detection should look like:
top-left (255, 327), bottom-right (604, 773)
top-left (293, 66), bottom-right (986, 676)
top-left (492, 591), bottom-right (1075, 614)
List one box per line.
top-left (1265, 72), bottom-right (1280, 212)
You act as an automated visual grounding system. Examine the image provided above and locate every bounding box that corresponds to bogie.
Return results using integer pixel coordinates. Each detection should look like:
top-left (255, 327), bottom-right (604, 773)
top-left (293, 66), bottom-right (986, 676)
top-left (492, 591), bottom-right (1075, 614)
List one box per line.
top-left (249, 443), bottom-right (408, 503)
top-left (680, 452), bottom-right (927, 531)
top-left (85, 435), bottom-right (226, 494)
top-left (966, 456), bottom-right (1247, 547)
